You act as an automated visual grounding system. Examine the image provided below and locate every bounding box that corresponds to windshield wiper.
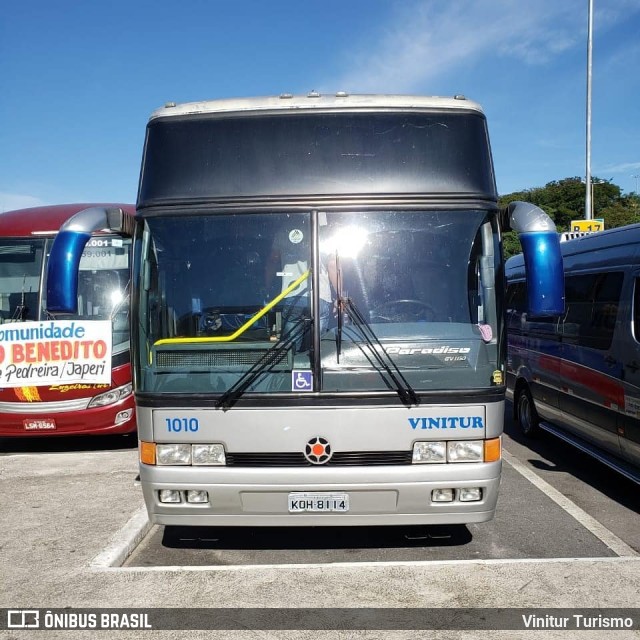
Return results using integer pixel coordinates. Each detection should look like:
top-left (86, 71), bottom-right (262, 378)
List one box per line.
top-left (340, 296), bottom-right (419, 407)
top-left (216, 315), bottom-right (311, 410)
top-left (11, 276), bottom-right (31, 321)
top-left (333, 253), bottom-right (417, 406)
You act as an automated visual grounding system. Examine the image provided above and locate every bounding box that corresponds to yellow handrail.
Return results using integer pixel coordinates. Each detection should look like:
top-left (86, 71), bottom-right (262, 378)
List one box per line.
top-left (154, 270), bottom-right (310, 346)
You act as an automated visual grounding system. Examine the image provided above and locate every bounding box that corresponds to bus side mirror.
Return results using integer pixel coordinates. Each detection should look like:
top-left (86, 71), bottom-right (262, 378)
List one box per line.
top-left (47, 229), bottom-right (91, 314)
top-left (46, 207), bottom-right (131, 314)
top-left (506, 201), bottom-right (564, 316)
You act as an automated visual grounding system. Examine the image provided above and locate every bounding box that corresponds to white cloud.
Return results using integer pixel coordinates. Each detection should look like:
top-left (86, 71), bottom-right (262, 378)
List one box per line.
top-left (600, 161), bottom-right (640, 174)
top-left (595, 0), bottom-right (640, 27)
top-left (599, 39), bottom-right (640, 73)
top-left (333, 0), bottom-right (627, 93)
top-left (0, 192), bottom-right (45, 213)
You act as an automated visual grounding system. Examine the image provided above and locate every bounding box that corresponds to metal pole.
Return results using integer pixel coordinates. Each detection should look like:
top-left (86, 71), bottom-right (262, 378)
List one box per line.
top-left (585, 0), bottom-right (594, 219)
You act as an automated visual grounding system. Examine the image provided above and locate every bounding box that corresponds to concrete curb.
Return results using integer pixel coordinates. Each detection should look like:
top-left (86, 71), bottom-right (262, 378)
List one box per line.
top-left (89, 505), bottom-right (152, 569)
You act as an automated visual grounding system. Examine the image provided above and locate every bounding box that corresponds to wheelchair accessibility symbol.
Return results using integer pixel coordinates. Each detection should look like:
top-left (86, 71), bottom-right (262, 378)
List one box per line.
top-left (292, 370), bottom-right (313, 391)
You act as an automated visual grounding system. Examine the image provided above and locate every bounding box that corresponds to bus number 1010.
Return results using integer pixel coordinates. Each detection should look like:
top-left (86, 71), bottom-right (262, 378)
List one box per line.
top-left (165, 417), bottom-right (200, 432)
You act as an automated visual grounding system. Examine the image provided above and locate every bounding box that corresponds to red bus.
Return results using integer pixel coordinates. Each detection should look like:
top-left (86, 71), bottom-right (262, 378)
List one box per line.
top-left (0, 203), bottom-right (135, 437)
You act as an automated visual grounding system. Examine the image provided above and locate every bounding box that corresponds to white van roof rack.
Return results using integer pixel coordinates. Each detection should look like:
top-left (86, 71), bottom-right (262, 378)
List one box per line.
top-left (560, 231), bottom-right (594, 242)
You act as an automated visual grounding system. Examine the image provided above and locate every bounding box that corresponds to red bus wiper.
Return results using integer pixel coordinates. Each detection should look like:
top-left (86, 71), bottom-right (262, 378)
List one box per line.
top-left (11, 275), bottom-right (30, 321)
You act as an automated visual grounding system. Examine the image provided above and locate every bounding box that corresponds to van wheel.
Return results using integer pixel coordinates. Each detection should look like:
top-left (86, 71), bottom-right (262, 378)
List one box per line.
top-left (516, 387), bottom-right (540, 437)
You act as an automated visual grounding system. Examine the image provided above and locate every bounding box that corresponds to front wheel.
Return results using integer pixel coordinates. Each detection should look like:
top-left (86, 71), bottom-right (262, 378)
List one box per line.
top-left (516, 387), bottom-right (540, 437)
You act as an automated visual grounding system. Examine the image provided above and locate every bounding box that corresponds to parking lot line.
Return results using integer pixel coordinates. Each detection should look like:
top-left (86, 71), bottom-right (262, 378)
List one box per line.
top-left (88, 450), bottom-right (637, 571)
top-left (103, 554), bottom-right (638, 573)
top-left (503, 450), bottom-right (638, 558)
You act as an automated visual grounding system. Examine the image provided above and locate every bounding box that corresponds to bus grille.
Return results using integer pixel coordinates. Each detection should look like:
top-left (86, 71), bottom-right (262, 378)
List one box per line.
top-left (225, 451), bottom-right (412, 466)
top-left (155, 349), bottom-right (289, 369)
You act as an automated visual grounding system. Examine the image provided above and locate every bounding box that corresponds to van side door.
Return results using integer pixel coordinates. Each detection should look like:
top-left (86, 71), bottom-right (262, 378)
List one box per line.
top-left (558, 271), bottom-right (624, 458)
top-left (506, 281), bottom-right (562, 418)
top-left (618, 272), bottom-right (640, 468)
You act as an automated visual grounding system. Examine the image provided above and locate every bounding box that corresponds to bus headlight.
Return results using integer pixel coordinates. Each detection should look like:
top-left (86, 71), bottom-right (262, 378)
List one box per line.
top-left (412, 441), bottom-right (446, 463)
top-left (156, 443), bottom-right (192, 465)
top-left (459, 487), bottom-right (482, 502)
top-left (88, 383), bottom-right (133, 408)
top-left (447, 440), bottom-right (483, 463)
top-left (159, 489), bottom-right (182, 503)
top-left (187, 490), bottom-right (209, 503)
top-left (192, 444), bottom-right (226, 466)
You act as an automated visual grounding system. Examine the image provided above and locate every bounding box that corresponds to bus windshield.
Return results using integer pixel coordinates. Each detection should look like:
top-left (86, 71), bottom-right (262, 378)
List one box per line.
top-left (0, 239), bottom-right (45, 322)
top-left (61, 236), bottom-right (132, 354)
top-left (0, 236), bottom-right (131, 353)
top-left (139, 209), bottom-right (500, 394)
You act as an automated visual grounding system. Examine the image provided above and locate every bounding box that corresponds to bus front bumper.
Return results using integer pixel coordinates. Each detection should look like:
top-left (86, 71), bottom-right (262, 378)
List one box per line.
top-left (0, 396), bottom-right (136, 437)
top-left (140, 460), bottom-right (501, 526)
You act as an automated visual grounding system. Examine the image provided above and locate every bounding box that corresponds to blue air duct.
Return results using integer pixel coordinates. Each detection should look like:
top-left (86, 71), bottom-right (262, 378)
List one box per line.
top-left (46, 207), bottom-right (130, 314)
top-left (508, 201), bottom-right (564, 316)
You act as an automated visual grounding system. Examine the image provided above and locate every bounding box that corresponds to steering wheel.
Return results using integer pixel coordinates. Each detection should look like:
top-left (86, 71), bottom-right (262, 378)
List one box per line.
top-left (370, 299), bottom-right (436, 323)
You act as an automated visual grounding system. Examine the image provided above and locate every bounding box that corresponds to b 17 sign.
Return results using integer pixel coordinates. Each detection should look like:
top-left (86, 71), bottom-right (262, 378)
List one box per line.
top-left (0, 320), bottom-right (112, 388)
top-left (570, 218), bottom-right (605, 233)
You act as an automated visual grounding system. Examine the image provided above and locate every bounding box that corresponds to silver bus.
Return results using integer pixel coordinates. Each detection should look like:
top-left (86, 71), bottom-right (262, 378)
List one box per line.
top-left (47, 94), bottom-right (563, 526)
top-left (507, 225), bottom-right (640, 484)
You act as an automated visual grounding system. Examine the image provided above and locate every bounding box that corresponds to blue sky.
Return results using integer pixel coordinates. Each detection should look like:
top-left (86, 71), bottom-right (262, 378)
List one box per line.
top-left (1, 0), bottom-right (639, 212)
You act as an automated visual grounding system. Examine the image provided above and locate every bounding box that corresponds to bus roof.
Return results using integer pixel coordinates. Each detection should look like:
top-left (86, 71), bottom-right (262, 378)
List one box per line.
top-left (150, 93), bottom-right (483, 121)
top-left (141, 94), bottom-right (495, 207)
top-left (0, 204), bottom-right (135, 238)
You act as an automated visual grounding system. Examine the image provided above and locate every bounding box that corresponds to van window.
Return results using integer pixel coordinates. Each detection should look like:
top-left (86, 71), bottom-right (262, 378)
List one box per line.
top-left (564, 272), bottom-right (623, 350)
top-left (633, 277), bottom-right (640, 343)
top-left (506, 280), bottom-right (558, 339)
top-left (506, 282), bottom-right (526, 313)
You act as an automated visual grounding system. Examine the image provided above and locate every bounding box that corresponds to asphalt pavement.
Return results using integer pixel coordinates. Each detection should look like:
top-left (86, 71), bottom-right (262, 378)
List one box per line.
top-left (1, 434), bottom-right (639, 639)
